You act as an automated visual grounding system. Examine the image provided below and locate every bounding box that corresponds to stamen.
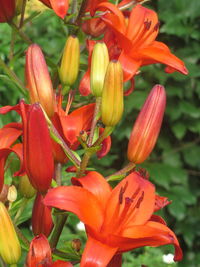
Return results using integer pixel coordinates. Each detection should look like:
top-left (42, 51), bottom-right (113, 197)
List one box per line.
top-left (136, 191), bottom-right (144, 208)
top-left (118, 181), bottom-right (128, 204)
top-left (144, 19), bottom-right (152, 30)
top-left (154, 21), bottom-right (160, 32)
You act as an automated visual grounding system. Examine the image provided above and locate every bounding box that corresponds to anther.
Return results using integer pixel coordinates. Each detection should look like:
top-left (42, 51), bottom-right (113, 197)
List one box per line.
top-left (144, 20), bottom-right (152, 30)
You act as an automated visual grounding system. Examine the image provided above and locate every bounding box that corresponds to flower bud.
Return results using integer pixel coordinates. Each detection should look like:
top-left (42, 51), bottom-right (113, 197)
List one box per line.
top-left (0, 202), bottom-right (21, 264)
top-left (19, 175), bottom-right (36, 199)
top-left (101, 61), bottom-right (124, 126)
top-left (127, 84), bottom-right (166, 164)
top-left (0, 0), bottom-right (15, 23)
top-left (24, 104), bottom-right (54, 193)
top-left (26, 234), bottom-right (52, 267)
top-left (81, 18), bottom-right (106, 37)
top-left (90, 42), bottom-right (109, 97)
top-left (15, 0), bottom-right (23, 15)
top-left (7, 185), bottom-right (17, 202)
top-left (59, 36), bottom-right (80, 88)
top-left (32, 193), bottom-right (53, 237)
top-left (25, 44), bottom-right (55, 118)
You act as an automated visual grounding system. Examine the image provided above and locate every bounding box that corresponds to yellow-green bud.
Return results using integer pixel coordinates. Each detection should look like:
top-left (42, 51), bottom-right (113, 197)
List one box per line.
top-left (15, 0), bottom-right (23, 15)
top-left (101, 60), bottom-right (124, 126)
top-left (59, 35), bottom-right (80, 87)
top-left (7, 185), bottom-right (17, 202)
top-left (19, 175), bottom-right (36, 199)
top-left (90, 42), bottom-right (109, 97)
top-left (0, 202), bottom-right (21, 264)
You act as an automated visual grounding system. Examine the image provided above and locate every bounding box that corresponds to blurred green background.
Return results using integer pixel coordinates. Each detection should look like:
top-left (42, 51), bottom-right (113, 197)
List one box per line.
top-left (0, 0), bottom-right (200, 266)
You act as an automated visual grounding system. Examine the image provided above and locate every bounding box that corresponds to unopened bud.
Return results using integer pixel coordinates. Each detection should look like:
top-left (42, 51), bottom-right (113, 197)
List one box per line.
top-left (90, 42), bottom-right (109, 97)
top-left (25, 44), bottom-right (55, 118)
top-left (15, 0), bottom-right (23, 15)
top-left (7, 185), bottom-right (17, 202)
top-left (71, 239), bottom-right (81, 252)
top-left (59, 36), bottom-right (80, 88)
top-left (101, 61), bottom-right (124, 126)
top-left (19, 175), bottom-right (36, 199)
top-left (127, 84), bottom-right (166, 164)
top-left (0, 0), bottom-right (15, 23)
top-left (0, 202), bottom-right (21, 264)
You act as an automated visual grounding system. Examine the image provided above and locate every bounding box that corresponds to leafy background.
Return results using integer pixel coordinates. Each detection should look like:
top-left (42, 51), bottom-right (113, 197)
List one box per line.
top-left (0, 0), bottom-right (200, 266)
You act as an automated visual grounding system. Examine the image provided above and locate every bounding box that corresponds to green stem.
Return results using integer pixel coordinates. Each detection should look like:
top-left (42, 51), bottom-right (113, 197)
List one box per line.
top-left (0, 57), bottom-right (26, 95)
top-left (50, 212), bottom-right (68, 249)
top-left (76, 151), bottom-right (92, 178)
top-left (14, 198), bottom-right (29, 224)
top-left (93, 126), bottom-right (114, 147)
top-left (75, 0), bottom-right (89, 26)
top-left (106, 162), bottom-right (136, 181)
top-left (9, 28), bottom-right (16, 61)
top-left (50, 124), bottom-right (81, 167)
top-left (55, 163), bottom-right (62, 186)
top-left (19, 0), bottom-right (27, 28)
top-left (0, 257), bottom-right (6, 267)
top-left (14, 224), bottom-right (30, 249)
top-left (9, 21), bottom-right (32, 44)
top-left (87, 97), bottom-right (101, 147)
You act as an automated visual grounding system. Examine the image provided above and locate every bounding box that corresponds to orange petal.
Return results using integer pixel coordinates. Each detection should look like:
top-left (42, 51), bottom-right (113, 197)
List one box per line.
top-left (138, 41), bottom-right (188, 75)
top-left (102, 172), bottom-right (155, 232)
top-left (79, 70), bottom-right (91, 96)
top-left (72, 171), bottom-right (111, 211)
top-left (80, 235), bottom-right (118, 267)
top-left (49, 0), bottom-right (68, 19)
top-left (44, 186), bottom-right (104, 231)
top-left (0, 127), bottom-right (22, 148)
top-left (120, 221), bottom-right (182, 261)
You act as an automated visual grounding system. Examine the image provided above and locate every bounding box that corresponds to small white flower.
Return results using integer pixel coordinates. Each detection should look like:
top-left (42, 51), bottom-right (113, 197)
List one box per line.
top-left (76, 221), bottom-right (85, 231)
top-left (163, 253), bottom-right (175, 264)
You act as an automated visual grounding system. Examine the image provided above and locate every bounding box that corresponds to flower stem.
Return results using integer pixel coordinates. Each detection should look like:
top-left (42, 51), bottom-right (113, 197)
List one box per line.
top-left (9, 21), bottom-right (32, 44)
top-left (75, 0), bottom-right (89, 26)
top-left (14, 223), bottom-right (30, 249)
top-left (0, 57), bottom-right (26, 95)
top-left (50, 212), bottom-right (68, 249)
top-left (106, 162), bottom-right (136, 181)
top-left (49, 124), bottom-right (81, 167)
top-left (87, 97), bottom-right (101, 147)
top-left (55, 163), bottom-right (62, 186)
top-left (19, 0), bottom-right (27, 28)
top-left (76, 151), bottom-right (92, 178)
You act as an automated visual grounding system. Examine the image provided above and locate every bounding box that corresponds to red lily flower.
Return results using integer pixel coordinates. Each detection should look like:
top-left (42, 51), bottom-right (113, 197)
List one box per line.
top-left (44, 171), bottom-right (182, 266)
top-left (97, 3), bottom-right (188, 81)
top-left (39, 0), bottom-right (68, 19)
top-left (0, 0), bottom-right (15, 23)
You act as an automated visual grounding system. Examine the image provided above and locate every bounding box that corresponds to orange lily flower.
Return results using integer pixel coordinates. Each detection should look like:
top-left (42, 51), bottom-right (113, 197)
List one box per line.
top-left (39, 0), bottom-right (68, 19)
top-left (97, 3), bottom-right (188, 81)
top-left (44, 171), bottom-right (182, 266)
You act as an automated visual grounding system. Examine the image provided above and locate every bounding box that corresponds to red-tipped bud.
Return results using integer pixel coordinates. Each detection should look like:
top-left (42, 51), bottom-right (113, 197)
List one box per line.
top-left (39, 0), bottom-right (69, 19)
top-left (24, 104), bottom-right (54, 193)
top-left (59, 36), bottom-right (80, 88)
top-left (32, 193), bottom-right (53, 237)
top-left (0, 0), bottom-right (15, 23)
top-left (101, 61), bottom-right (124, 126)
top-left (25, 44), bottom-right (55, 118)
top-left (26, 234), bottom-right (52, 267)
top-left (127, 85), bottom-right (166, 164)
top-left (0, 202), bottom-right (21, 264)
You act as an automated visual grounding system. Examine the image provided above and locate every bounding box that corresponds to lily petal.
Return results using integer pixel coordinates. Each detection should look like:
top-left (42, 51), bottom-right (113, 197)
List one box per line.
top-left (80, 235), bottom-right (118, 267)
top-left (72, 171), bottom-right (111, 210)
top-left (103, 172), bottom-right (155, 231)
top-left (49, 0), bottom-right (68, 19)
top-left (44, 186), bottom-right (104, 231)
